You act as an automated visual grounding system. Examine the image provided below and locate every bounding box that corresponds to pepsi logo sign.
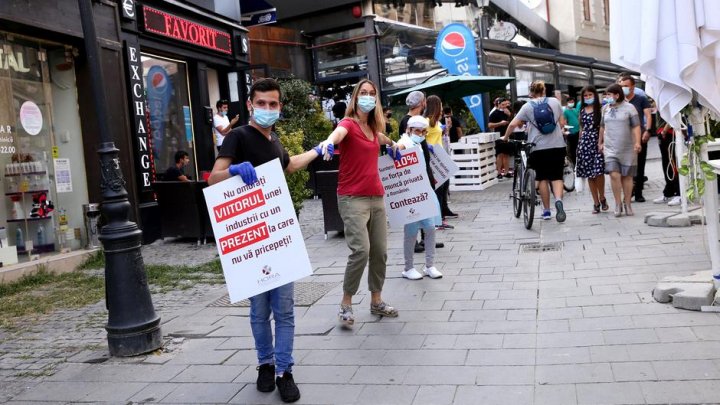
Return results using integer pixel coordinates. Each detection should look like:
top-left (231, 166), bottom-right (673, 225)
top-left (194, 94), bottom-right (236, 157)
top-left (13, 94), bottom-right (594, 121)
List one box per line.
top-left (151, 72), bottom-right (167, 91)
top-left (440, 32), bottom-right (466, 57)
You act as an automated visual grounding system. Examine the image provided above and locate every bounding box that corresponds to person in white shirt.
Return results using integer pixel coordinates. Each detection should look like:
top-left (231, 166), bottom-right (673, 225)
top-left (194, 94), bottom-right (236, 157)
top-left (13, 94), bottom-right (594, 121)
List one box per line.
top-left (213, 99), bottom-right (239, 152)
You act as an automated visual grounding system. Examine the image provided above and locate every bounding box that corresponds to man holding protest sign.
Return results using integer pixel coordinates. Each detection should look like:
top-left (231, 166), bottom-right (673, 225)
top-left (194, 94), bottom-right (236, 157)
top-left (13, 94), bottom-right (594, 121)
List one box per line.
top-left (208, 78), bottom-right (330, 403)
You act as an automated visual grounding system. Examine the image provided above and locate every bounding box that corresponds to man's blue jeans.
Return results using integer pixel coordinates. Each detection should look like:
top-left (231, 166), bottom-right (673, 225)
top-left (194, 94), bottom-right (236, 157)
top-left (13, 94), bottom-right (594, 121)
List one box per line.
top-left (249, 282), bottom-right (295, 374)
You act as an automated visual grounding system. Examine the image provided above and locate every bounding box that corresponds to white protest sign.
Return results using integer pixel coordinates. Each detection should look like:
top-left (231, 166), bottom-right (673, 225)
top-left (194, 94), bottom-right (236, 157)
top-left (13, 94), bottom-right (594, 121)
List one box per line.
top-left (428, 147), bottom-right (459, 189)
top-left (378, 147), bottom-right (439, 228)
top-left (203, 159), bottom-right (312, 303)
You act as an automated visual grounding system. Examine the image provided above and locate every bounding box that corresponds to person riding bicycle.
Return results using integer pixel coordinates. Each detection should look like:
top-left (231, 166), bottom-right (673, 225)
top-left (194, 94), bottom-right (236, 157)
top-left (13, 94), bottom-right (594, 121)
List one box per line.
top-left (501, 81), bottom-right (568, 222)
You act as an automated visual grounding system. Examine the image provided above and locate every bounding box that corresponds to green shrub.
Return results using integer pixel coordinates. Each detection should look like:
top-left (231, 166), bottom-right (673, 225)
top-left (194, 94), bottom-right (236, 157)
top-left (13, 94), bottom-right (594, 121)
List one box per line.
top-left (276, 126), bottom-right (312, 215)
top-left (275, 78), bottom-right (331, 215)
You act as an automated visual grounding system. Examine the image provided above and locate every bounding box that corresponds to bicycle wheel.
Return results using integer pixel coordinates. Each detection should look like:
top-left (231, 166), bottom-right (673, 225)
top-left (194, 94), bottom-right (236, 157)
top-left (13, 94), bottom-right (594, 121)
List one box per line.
top-left (523, 169), bottom-right (536, 230)
top-left (512, 167), bottom-right (522, 218)
top-left (563, 157), bottom-right (576, 192)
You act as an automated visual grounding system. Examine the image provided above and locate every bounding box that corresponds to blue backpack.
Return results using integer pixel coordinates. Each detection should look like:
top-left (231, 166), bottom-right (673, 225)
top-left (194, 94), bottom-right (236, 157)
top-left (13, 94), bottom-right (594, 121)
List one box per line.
top-left (531, 98), bottom-right (557, 134)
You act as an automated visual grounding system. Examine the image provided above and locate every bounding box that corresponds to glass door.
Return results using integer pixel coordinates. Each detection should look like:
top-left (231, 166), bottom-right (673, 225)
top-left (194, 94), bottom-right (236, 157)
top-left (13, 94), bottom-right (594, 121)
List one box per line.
top-left (141, 53), bottom-right (197, 181)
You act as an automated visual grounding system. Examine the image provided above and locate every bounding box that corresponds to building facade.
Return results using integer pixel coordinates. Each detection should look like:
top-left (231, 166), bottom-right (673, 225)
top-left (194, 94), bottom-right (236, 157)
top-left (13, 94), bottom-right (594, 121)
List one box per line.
top-left (0, 0), bottom-right (254, 265)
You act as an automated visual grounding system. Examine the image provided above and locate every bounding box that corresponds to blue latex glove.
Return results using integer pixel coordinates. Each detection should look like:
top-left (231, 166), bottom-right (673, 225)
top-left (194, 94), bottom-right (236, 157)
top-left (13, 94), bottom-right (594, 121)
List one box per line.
top-left (385, 144), bottom-right (402, 161)
top-left (427, 144), bottom-right (435, 154)
top-left (228, 162), bottom-right (257, 185)
top-left (314, 142), bottom-right (334, 158)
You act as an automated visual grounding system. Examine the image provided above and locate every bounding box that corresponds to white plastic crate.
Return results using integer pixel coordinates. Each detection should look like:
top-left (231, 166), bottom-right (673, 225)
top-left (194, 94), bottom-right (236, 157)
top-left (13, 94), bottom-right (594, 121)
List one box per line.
top-left (462, 132), bottom-right (500, 144)
top-left (449, 141), bottom-right (498, 191)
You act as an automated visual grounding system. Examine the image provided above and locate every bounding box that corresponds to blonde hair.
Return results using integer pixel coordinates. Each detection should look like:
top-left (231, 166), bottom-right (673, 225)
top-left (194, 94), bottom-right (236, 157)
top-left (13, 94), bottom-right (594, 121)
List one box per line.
top-left (530, 80), bottom-right (546, 97)
top-left (345, 79), bottom-right (385, 134)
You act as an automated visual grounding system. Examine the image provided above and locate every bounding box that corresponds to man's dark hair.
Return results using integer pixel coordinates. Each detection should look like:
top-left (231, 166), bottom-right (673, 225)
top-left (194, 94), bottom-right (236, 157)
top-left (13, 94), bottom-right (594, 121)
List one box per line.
top-left (216, 99), bottom-right (229, 109)
top-left (443, 106), bottom-right (452, 114)
top-left (618, 74), bottom-right (635, 85)
top-left (174, 150), bottom-right (189, 163)
top-left (249, 78), bottom-right (282, 102)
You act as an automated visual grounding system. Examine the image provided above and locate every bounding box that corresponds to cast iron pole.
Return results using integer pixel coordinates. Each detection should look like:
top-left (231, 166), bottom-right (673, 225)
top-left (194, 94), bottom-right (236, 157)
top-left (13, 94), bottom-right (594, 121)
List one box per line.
top-left (77, 0), bottom-right (162, 356)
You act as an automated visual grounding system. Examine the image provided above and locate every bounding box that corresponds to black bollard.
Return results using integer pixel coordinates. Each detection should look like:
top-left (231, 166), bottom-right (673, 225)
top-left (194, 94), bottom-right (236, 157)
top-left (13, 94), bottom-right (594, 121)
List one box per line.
top-left (77, 0), bottom-right (162, 356)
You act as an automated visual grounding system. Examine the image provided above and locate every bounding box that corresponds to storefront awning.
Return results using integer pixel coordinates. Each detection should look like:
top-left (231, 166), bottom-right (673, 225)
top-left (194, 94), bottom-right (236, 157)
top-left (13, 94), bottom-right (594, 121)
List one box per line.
top-left (241, 0), bottom-right (276, 26)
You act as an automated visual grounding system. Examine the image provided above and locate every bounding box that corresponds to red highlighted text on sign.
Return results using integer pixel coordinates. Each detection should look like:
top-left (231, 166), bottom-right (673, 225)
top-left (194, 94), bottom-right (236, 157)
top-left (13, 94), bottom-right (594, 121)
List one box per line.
top-left (219, 222), bottom-right (270, 255)
top-left (393, 151), bottom-right (420, 169)
top-left (214, 189), bottom-right (265, 223)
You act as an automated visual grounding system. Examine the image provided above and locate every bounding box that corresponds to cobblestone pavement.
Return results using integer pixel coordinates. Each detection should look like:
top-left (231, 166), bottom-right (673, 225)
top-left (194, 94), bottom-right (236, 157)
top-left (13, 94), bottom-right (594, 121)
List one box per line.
top-left (3, 140), bottom-right (720, 404)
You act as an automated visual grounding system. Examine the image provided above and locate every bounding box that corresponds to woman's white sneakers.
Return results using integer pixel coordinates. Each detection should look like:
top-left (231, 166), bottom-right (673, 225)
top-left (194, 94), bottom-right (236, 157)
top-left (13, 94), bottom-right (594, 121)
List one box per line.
top-left (402, 267), bottom-right (443, 280)
top-left (402, 268), bottom-right (423, 280)
top-left (423, 266), bottom-right (443, 279)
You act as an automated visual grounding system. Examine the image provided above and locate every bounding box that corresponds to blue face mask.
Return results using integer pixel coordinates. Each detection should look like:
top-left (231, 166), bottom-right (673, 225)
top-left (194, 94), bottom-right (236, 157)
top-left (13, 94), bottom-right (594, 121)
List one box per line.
top-left (220, 111), bottom-right (227, 117)
top-left (605, 97), bottom-right (616, 105)
top-left (410, 134), bottom-right (425, 144)
top-left (252, 108), bottom-right (280, 128)
top-left (622, 87), bottom-right (631, 96)
top-left (358, 96), bottom-right (376, 113)
top-left (584, 98), bottom-right (594, 105)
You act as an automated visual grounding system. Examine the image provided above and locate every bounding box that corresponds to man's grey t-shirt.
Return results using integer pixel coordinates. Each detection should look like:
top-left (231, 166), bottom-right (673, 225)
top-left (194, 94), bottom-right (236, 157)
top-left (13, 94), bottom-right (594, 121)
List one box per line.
top-left (515, 97), bottom-right (566, 151)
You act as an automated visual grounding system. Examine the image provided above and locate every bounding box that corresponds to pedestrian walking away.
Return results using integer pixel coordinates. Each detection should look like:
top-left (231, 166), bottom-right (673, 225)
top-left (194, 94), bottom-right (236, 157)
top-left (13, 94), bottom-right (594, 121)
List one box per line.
top-left (209, 78), bottom-right (331, 403)
top-left (502, 80), bottom-right (568, 223)
top-left (598, 83), bottom-right (642, 217)
top-left (317, 79), bottom-right (400, 328)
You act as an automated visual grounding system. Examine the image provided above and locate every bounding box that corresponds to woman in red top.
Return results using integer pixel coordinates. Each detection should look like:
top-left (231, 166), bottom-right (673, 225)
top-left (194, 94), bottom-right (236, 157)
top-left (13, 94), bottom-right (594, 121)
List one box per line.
top-left (318, 79), bottom-right (399, 327)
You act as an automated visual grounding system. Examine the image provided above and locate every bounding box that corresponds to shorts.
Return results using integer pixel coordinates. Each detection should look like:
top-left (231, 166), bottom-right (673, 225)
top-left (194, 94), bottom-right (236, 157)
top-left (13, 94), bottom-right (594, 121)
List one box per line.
top-left (604, 156), bottom-right (637, 177)
top-left (495, 139), bottom-right (513, 156)
top-left (528, 147), bottom-right (566, 181)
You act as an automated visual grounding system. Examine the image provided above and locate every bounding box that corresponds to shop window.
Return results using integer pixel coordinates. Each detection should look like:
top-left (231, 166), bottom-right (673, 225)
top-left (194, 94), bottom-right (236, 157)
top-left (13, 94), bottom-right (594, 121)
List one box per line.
top-left (513, 56), bottom-right (555, 98)
top-left (484, 51), bottom-right (512, 91)
top-left (558, 63), bottom-right (591, 96)
top-left (313, 28), bottom-right (369, 82)
top-left (583, 0), bottom-right (592, 21)
top-left (141, 54), bottom-right (197, 182)
top-left (591, 69), bottom-right (620, 90)
top-left (0, 32), bottom-right (89, 265)
top-left (373, 3), bottom-right (435, 29)
top-left (603, 0), bottom-right (610, 25)
top-left (376, 21), bottom-right (443, 91)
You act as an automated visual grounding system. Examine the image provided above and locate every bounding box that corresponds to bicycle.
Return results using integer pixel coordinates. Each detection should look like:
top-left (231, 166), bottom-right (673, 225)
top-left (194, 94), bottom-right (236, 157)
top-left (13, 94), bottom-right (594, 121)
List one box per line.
top-left (508, 140), bottom-right (537, 230)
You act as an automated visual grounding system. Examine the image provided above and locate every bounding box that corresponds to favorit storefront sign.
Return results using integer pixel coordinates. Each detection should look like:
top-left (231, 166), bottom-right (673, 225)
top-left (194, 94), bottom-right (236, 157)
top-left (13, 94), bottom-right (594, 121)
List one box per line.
top-left (141, 6), bottom-right (232, 54)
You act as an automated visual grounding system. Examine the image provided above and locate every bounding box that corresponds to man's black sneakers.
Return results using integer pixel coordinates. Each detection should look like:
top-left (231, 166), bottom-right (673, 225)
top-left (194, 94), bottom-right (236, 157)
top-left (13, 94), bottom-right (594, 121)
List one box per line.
top-left (256, 363), bottom-right (275, 392)
top-left (276, 371), bottom-right (301, 403)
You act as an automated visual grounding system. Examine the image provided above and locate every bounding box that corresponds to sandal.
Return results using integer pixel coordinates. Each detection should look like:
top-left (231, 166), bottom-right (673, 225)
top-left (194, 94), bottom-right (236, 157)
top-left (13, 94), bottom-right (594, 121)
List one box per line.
top-left (338, 304), bottom-right (354, 326)
top-left (592, 203), bottom-right (601, 214)
top-left (624, 202), bottom-right (634, 216)
top-left (370, 301), bottom-right (398, 317)
top-left (600, 198), bottom-right (609, 211)
top-left (614, 204), bottom-right (623, 217)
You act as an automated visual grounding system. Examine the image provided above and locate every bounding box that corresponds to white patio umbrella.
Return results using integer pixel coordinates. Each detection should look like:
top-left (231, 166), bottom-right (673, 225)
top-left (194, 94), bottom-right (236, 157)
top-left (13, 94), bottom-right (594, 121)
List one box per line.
top-left (610, 0), bottom-right (720, 277)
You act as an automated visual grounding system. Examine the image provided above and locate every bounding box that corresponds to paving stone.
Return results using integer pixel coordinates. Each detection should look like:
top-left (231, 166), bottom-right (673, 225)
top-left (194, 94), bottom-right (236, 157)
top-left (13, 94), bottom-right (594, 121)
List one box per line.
top-left (576, 382), bottom-right (645, 404)
top-left (610, 361), bottom-right (657, 381)
top-left (534, 384), bottom-right (577, 405)
top-left (161, 382), bottom-right (241, 403)
top-left (455, 385), bottom-right (533, 405)
top-left (641, 380), bottom-right (720, 404)
top-left (412, 385), bottom-right (457, 405)
top-left (128, 382), bottom-right (181, 403)
top-left (356, 384), bottom-right (419, 404)
top-left (652, 359), bottom-right (720, 380)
